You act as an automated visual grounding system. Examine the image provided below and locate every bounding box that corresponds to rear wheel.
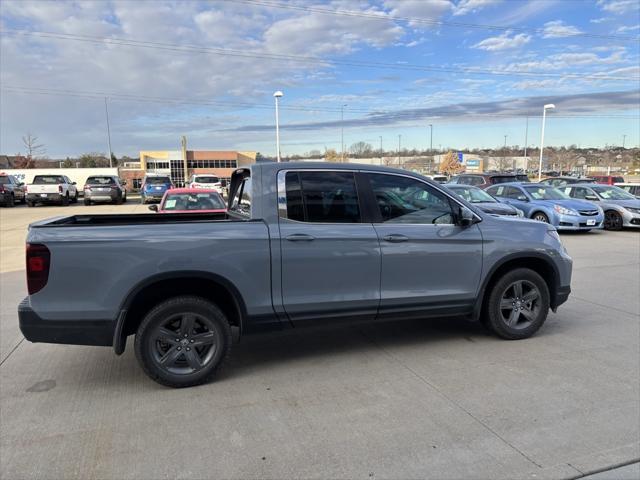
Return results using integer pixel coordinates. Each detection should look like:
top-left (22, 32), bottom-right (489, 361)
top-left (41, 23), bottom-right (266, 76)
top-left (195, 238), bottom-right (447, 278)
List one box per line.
top-left (532, 212), bottom-right (549, 223)
top-left (604, 210), bottom-right (623, 231)
top-left (27, 201), bottom-right (35, 207)
top-left (71, 192), bottom-right (78, 203)
top-left (483, 268), bottom-right (550, 340)
top-left (6, 194), bottom-right (15, 207)
top-left (84, 198), bottom-right (91, 206)
top-left (61, 193), bottom-right (69, 206)
top-left (134, 296), bottom-right (232, 388)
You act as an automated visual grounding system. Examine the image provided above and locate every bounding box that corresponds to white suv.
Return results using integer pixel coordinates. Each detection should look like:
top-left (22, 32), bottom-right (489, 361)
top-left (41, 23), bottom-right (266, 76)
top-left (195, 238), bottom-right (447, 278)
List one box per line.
top-left (189, 174), bottom-right (222, 192)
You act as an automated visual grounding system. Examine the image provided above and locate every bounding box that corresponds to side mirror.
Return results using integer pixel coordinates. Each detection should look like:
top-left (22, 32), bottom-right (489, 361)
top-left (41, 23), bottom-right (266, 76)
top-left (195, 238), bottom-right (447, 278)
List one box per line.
top-left (220, 179), bottom-right (228, 188)
top-left (148, 204), bottom-right (158, 212)
top-left (72, 182), bottom-right (77, 185)
top-left (517, 196), bottom-right (528, 202)
top-left (458, 207), bottom-right (477, 227)
top-left (585, 195), bottom-right (599, 201)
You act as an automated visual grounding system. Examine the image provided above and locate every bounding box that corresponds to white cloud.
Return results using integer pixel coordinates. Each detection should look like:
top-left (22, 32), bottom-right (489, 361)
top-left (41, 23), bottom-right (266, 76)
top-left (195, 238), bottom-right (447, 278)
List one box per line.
top-left (616, 25), bottom-right (640, 33)
top-left (542, 20), bottom-right (583, 38)
top-left (453, 0), bottom-right (502, 16)
top-left (383, 0), bottom-right (452, 27)
top-left (597, 0), bottom-right (640, 15)
top-left (472, 31), bottom-right (531, 51)
top-left (590, 17), bottom-right (609, 24)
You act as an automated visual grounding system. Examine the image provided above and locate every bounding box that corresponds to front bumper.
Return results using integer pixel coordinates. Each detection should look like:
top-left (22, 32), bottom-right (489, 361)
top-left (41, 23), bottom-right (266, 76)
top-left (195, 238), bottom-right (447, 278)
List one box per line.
top-left (18, 299), bottom-right (114, 347)
top-left (555, 213), bottom-right (604, 230)
top-left (27, 193), bottom-right (63, 203)
top-left (622, 211), bottom-right (640, 228)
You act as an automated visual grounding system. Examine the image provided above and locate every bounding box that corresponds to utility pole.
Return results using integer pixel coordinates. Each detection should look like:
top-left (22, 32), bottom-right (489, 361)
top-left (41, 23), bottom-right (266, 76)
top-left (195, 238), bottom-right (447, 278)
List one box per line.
top-left (429, 124), bottom-right (434, 173)
top-left (104, 97), bottom-right (113, 168)
top-left (273, 91), bottom-right (283, 162)
top-left (379, 136), bottom-right (383, 165)
top-left (622, 134), bottom-right (627, 149)
top-left (398, 134), bottom-right (402, 167)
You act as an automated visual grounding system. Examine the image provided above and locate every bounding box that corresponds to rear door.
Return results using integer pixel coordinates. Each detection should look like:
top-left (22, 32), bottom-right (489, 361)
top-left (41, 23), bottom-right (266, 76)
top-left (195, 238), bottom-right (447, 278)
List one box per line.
top-left (363, 172), bottom-right (483, 318)
top-left (278, 170), bottom-right (381, 322)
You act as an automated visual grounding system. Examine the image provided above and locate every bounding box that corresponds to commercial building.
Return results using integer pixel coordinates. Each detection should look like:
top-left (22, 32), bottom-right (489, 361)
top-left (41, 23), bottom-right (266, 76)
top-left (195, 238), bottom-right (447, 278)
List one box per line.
top-left (120, 147), bottom-right (257, 189)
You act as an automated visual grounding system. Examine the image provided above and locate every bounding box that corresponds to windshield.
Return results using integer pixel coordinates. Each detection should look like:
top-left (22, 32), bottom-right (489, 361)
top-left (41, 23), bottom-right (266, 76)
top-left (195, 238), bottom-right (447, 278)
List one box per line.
top-left (162, 192), bottom-right (225, 211)
top-left (145, 177), bottom-right (171, 185)
top-left (592, 185), bottom-right (636, 200)
top-left (524, 186), bottom-right (570, 200)
top-left (490, 176), bottom-right (517, 184)
top-left (194, 176), bottom-right (219, 183)
top-left (87, 176), bottom-right (115, 185)
top-left (450, 186), bottom-right (496, 203)
top-left (33, 176), bottom-right (64, 184)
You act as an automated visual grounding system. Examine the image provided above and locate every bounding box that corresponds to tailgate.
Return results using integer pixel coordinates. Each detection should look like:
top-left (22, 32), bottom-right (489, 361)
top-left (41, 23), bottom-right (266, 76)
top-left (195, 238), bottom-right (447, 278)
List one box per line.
top-left (29, 185), bottom-right (58, 194)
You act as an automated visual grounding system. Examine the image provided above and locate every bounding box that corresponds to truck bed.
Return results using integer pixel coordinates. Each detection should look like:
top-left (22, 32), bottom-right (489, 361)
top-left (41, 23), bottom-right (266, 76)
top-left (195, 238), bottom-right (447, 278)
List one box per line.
top-left (30, 212), bottom-right (247, 227)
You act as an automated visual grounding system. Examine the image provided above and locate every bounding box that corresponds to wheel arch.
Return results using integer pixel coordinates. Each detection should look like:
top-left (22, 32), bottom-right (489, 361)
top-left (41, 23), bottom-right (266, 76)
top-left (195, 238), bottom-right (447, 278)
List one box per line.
top-left (473, 253), bottom-right (561, 321)
top-left (113, 271), bottom-right (247, 355)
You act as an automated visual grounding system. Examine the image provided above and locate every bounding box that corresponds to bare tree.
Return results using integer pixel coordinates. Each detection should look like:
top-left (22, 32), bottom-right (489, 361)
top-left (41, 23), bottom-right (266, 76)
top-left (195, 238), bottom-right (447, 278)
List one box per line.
top-left (324, 148), bottom-right (340, 162)
top-left (22, 133), bottom-right (46, 159)
top-left (349, 141), bottom-right (373, 158)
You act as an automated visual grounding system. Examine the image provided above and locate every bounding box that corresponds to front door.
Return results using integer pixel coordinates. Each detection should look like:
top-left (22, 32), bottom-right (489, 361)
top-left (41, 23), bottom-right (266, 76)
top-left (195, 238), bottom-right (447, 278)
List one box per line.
top-left (278, 170), bottom-right (381, 322)
top-left (364, 172), bottom-right (483, 319)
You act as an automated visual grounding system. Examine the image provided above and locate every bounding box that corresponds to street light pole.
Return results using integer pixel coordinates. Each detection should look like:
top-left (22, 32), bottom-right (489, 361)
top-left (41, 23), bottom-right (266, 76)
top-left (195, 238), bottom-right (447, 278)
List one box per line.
top-left (524, 116), bottom-right (529, 159)
top-left (538, 103), bottom-right (555, 181)
top-left (273, 91), bottom-right (283, 162)
top-left (104, 97), bottom-right (113, 168)
top-left (379, 136), bottom-right (383, 165)
top-left (341, 104), bottom-right (347, 162)
top-left (398, 134), bottom-right (402, 166)
top-left (622, 134), bottom-right (627, 149)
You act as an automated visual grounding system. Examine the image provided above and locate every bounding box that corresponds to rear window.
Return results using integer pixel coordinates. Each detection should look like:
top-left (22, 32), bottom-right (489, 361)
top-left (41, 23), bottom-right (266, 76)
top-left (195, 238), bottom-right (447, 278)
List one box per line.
top-left (613, 177), bottom-right (625, 183)
top-left (145, 176), bottom-right (171, 185)
top-left (162, 192), bottom-right (225, 211)
top-left (489, 176), bottom-right (517, 184)
top-left (515, 175), bottom-right (530, 182)
top-left (194, 176), bottom-right (219, 183)
top-left (87, 176), bottom-right (116, 185)
top-left (33, 176), bottom-right (64, 184)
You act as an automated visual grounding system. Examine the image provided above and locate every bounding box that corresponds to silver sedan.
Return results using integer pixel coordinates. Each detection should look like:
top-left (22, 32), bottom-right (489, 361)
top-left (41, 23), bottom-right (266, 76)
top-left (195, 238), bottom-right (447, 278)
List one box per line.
top-left (561, 184), bottom-right (640, 230)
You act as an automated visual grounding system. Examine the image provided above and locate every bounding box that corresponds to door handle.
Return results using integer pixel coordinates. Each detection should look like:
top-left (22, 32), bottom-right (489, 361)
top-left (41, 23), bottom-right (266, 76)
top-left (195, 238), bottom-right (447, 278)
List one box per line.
top-left (383, 234), bottom-right (409, 243)
top-left (286, 233), bottom-right (315, 242)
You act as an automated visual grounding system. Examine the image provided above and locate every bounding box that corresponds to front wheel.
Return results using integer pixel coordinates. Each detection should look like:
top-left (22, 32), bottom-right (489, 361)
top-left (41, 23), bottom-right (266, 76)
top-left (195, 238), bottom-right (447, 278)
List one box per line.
top-left (532, 212), bottom-right (549, 223)
top-left (483, 268), bottom-right (550, 340)
top-left (604, 210), bottom-right (623, 231)
top-left (134, 296), bottom-right (232, 388)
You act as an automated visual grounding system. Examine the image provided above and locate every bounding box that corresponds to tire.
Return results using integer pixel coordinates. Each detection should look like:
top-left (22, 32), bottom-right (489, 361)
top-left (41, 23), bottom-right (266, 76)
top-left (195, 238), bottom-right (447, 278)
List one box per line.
top-left (84, 199), bottom-right (91, 206)
top-left (20, 194), bottom-right (26, 204)
top-left (6, 194), bottom-right (15, 208)
top-left (122, 193), bottom-right (127, 203)
top-left (604, 210), bottom-right (623, 231)
top-left (27, 201), bottom-right (35, 208)
top-left (140, 196), bottom-right (146, 204)
top-left (531, 211), bottom-right (549, 223)
top-left (61, 193), bottom-right (69, 206)
top-left (115, 194), bottom-right (123, 205)
top-left (71, 192), bottom-right (78, 203)
top-left (134, 296), bottom-right (232, 388)
top-left (483, 268), bottom-right (550, 340)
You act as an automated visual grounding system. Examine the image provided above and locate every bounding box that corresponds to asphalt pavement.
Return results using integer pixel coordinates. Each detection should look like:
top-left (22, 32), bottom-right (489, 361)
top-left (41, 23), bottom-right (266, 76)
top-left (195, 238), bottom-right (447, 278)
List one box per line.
top-left (0, 203), bottom-right (638, 479)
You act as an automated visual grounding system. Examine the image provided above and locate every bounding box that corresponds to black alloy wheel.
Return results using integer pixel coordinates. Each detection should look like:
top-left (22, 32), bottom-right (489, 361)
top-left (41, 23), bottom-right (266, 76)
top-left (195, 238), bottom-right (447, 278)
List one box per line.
top-left (604, 210), bottom-right (623, 231)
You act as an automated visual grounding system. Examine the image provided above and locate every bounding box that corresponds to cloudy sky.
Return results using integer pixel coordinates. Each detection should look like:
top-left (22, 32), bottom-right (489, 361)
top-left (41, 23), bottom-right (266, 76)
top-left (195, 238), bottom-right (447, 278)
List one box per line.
top-left (1, 0), bottom-right (639, 158)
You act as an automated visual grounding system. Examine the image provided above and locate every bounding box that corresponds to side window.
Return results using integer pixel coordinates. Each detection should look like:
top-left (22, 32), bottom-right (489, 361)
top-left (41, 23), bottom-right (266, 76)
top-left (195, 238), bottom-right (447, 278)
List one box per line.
top-left (489, 186), bottom-right (505, 197)
top-left (230, 178), bottom-right (251, 216)
top-left (457, 176), bottom-right (471, 185)
top-left (572, 187), bottom-right (587, 199)
top-left (282, 171), bottom-right (361, 223)
top-left (562, 187), bottom-right (574, 197)
top-left (367, 173), bottom-right (454, 225)
top-left (470, 176), bottom-right (484, 186)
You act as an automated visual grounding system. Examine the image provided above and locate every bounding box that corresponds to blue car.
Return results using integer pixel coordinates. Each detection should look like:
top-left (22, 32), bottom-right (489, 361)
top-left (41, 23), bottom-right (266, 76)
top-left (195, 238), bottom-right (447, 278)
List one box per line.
top-left (141, 175), bottom-right (173, 204)
top-left (486, 182), bottom-right (604, 231)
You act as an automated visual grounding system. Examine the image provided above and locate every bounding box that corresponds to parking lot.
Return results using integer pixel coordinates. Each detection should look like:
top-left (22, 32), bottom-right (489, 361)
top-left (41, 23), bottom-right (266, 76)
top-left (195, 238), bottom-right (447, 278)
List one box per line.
top-left (1, 203), bottom-right (638, 479)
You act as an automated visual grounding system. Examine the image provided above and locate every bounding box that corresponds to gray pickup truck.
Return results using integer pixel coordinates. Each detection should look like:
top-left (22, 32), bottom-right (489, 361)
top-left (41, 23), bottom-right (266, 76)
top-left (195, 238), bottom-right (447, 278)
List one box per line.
top-left (19, 163), bottom-right (572, 387)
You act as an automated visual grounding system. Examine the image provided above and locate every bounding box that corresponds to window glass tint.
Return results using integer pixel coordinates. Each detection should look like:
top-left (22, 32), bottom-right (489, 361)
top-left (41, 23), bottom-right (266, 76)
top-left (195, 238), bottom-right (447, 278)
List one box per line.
top-left (284, 172), bottom-right (304, 221)
top-left (449, 186), bottom-right (496, 203)
top-left (368, 173), bottom-right (454, 224)
top-left (490, 176), bottom-right (516, 184)
top-left (296, 171), bottom-right (360, 223)
top-left (0, 176), bottom-right (10, 185)
top-left (570, 187), bottom-right (588, 199)
top-left (613, 177), bottom-right (625, 184)
top-left (505, 187), bottom-right (526, 200)
top-left (523, 186), bottom-right (569, 200)
top-left (488, 186), bottom-right (506, 197)
top-left (592, 185), bottom-right (635, 200)
top-left (230, 178), bottom-right (251, 215)
top-left (162, 192), bottom-right (225, 210)
top-left (87, 176), bottom-right (116, 185)
top-left (193, 176), bottom-right (219, 183)
top-left (145, 176), bottom-right (171, 185)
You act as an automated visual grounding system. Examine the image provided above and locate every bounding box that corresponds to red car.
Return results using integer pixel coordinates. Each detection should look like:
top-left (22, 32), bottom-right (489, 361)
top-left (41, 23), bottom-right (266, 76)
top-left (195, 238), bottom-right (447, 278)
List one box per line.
top-left (149, 188), bottom-right (227, 214)
top-left (590, 175), bottom-right (625, 185)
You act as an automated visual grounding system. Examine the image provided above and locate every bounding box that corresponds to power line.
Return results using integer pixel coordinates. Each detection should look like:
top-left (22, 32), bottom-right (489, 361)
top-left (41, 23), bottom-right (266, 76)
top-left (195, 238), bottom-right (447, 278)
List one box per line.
top-left (233, 0), bottom-right (639, 42)
top-left (2, 85), bottom-right (638, 120)
top-left (1, 29), bottom-right (637, 81)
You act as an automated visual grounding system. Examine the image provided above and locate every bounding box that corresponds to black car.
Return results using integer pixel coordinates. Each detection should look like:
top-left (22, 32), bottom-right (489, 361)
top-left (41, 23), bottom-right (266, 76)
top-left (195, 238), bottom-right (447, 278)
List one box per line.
top-left (445, 184), bottom-right (523, 217)
top-left (0, 174), bottom-right (26, 207)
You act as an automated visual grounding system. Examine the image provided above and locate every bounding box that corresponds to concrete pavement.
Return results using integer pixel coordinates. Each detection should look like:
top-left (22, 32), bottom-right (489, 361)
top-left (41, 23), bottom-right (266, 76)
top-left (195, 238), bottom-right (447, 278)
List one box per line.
top-left (1, 204), bottom-right (638, 479)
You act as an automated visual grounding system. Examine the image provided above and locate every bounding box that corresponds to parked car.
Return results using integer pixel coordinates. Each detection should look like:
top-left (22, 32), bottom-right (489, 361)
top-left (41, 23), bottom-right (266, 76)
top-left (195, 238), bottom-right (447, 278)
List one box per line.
top-left (188, 174), bottom-right (224, 192)
top-left (26, 175), bottom-right (78, 206)
top-left (561, 184), bottom-right (640, 230)
top-left (448, 173), bottom-right (528, 189)
top-left (590, 175), bottom-right (625, 185)
top-left (140, 175), bottom-right (173, 204)
top-left (486, 183), bottom-right (604, 231)
top-left (540, 176), bottom-right (595, 188)
top-left (19, 162), bottom-right (573, 388)
top-left (615, 182), bottom-right (640, 199)
top-left (424, 175), bottom-right (448, 184)
top-left (149, 188), bottom-right (226, 214)
top-left (83, 175), bottom-right (127, 205)
top-left (0, 173), bottom-right (26, 207)
top-left (445, 184), bottom-right (524, 217)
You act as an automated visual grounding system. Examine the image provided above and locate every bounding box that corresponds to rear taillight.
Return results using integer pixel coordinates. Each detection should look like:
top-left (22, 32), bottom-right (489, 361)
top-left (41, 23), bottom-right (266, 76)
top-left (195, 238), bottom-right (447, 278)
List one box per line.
top-left (0, 185), bottom-right (4, 192)
top-left (26, 244), bottom-right (50, 295)
top-left (24, 185), bottom-right (27, 193)
top-left (58, 184), bottom-right (63, 193)
top-left (84, 184), bottom-right (90, 190)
